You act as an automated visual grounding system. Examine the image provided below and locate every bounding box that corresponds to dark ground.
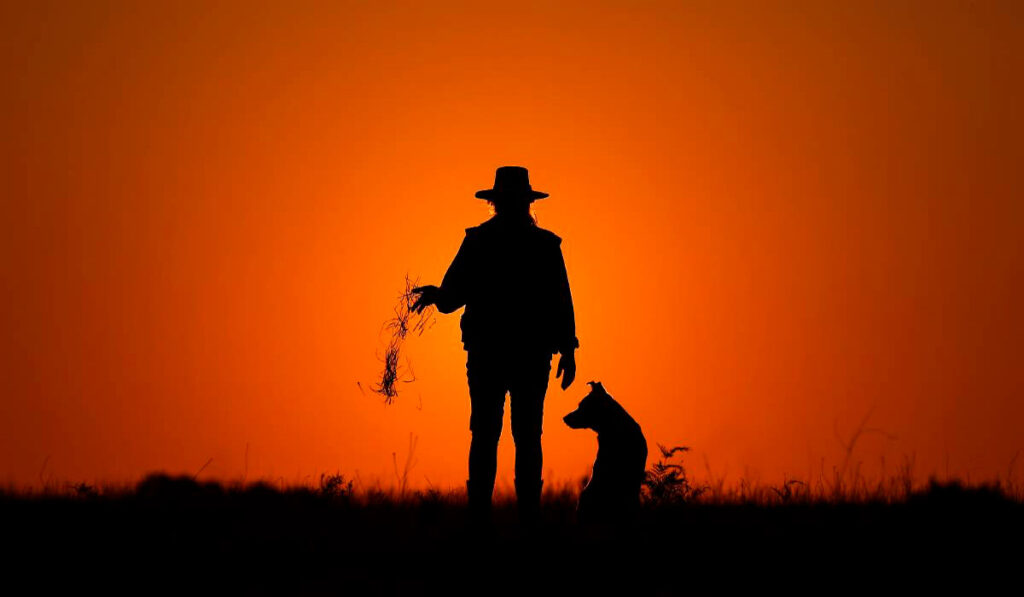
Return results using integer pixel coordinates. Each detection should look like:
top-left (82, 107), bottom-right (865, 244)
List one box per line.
top-left (3, 475), bottom-right (1021, 595)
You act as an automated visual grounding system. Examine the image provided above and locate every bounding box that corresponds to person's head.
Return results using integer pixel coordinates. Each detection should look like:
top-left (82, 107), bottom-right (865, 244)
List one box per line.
top-left (476, 166), bottom-right (547, 225)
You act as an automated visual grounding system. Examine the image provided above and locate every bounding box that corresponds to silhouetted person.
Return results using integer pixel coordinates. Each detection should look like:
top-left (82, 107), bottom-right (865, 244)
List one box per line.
top-left (411, 166), bottom-right (579, 525)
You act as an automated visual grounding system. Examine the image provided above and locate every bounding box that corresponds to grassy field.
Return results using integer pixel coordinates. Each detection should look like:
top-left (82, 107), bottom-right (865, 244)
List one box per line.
top-left (3, 450), bottom-right (1021, 595)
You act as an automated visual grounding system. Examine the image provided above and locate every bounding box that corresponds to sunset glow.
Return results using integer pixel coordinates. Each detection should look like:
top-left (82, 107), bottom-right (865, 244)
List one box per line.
top-left (2, 1), bottom-right (1021, 493)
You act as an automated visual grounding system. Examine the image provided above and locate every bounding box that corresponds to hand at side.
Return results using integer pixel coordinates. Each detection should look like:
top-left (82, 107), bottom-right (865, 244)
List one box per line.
top-left (556, 350), bottom-right (576, 390)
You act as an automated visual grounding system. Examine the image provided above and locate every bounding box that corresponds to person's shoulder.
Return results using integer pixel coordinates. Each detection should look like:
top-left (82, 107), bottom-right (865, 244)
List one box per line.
top-left (532, 225), bottom-right (563, 245)
top-left (466, 219), bottom-right (562, 245)
top-left (462, 222), bottom-right (486, 239)
top-left (465, 216), bottom-right (499, 235)
top-left (465, 218), bottom-right (511, 241)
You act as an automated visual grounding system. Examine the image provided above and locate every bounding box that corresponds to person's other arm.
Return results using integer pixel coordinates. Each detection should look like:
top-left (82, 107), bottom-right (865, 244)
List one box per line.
top-left (553, 241), bottom-right (579, 354)
top-left (553, 239), bottom-right (578, 389)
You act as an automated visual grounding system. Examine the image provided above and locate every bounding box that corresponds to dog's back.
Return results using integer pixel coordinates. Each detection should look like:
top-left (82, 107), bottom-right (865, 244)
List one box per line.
top-left (563, 382), bottom-right (648, 522)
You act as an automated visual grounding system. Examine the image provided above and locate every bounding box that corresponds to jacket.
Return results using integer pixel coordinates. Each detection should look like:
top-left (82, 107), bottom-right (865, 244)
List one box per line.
top-left (433, 215), bottom-right (579, 355)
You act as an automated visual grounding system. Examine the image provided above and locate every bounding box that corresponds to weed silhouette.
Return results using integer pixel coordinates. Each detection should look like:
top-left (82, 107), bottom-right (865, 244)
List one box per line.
top-left (319, 472), bottom-right (353, 500)
top-left (642, 445), bottom-right (708, 505)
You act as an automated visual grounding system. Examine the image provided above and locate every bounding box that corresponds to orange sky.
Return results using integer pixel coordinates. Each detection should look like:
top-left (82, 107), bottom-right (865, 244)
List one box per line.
top-left (2, 1), bottom-right (1022, 491)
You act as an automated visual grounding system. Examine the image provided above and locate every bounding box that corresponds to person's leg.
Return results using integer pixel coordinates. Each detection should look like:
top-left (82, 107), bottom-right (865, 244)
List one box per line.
top-left (466, 350), bottom-right (506, 516)
top-left (509, 351), bottom-right (552, 522)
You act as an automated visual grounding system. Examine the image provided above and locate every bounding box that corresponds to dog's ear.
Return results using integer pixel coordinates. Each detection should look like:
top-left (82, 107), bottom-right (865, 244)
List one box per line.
top-left (587, 381), bottom-right (607, 395)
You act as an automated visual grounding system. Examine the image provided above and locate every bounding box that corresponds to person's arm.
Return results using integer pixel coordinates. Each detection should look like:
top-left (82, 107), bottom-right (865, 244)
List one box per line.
top-left (434, 232), bottom-right (473, 313)
top-left (413, 231), bottom-right (474, 315)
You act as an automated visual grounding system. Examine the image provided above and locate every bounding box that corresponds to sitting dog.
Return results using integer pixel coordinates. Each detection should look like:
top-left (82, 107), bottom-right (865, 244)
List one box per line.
top-left (563, 381), bottom-right (648, 523)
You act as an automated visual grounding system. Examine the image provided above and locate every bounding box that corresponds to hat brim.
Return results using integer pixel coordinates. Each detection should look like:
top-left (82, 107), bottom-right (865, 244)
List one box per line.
top-left (475, 189), bottom-right (549, 200)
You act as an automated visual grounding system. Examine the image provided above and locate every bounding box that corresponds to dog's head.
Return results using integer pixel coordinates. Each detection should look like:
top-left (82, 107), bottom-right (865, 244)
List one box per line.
top-left (563, 381), bottom-right (614, 432)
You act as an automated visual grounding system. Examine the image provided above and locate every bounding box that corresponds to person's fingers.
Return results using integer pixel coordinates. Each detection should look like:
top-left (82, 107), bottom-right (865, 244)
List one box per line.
top-left (561, 363), bottom-right (575, 389)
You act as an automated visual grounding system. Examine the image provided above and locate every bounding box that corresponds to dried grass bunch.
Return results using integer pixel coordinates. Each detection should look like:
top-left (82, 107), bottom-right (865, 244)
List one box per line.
top-left (373, 274), bottom-right (436, 403)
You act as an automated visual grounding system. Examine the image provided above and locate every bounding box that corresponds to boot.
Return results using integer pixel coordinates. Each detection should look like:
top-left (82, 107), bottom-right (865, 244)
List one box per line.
top-left (514, 478), bottom-right (543, 527)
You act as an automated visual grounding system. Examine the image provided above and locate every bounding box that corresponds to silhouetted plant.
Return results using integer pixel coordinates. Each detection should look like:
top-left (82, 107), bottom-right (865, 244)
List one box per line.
top-left (642, 444), bottom-right (708, 505)
top-left (415, 487), bottom-right (443, 503)
top-left (319, 473), bottom-right (353, 500)
top-left (770, 479), bottom-right (807, 503)
top-left (67, 482), bottom-right (97, 498)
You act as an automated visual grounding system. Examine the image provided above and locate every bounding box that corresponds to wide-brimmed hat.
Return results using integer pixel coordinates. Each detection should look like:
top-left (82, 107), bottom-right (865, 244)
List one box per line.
top-left (475, 166), bottom-right (549, 201)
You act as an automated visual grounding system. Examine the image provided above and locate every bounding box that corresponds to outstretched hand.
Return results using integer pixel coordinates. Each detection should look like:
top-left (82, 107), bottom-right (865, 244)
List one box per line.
top-left (410, 285), bottom-right (439, 314)
top-left (556, 351), bottom-right (576, 390)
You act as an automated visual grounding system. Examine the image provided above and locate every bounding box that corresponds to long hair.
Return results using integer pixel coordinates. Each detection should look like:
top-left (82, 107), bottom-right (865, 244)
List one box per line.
top-left (487, 199), bottom-right (538, 225)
